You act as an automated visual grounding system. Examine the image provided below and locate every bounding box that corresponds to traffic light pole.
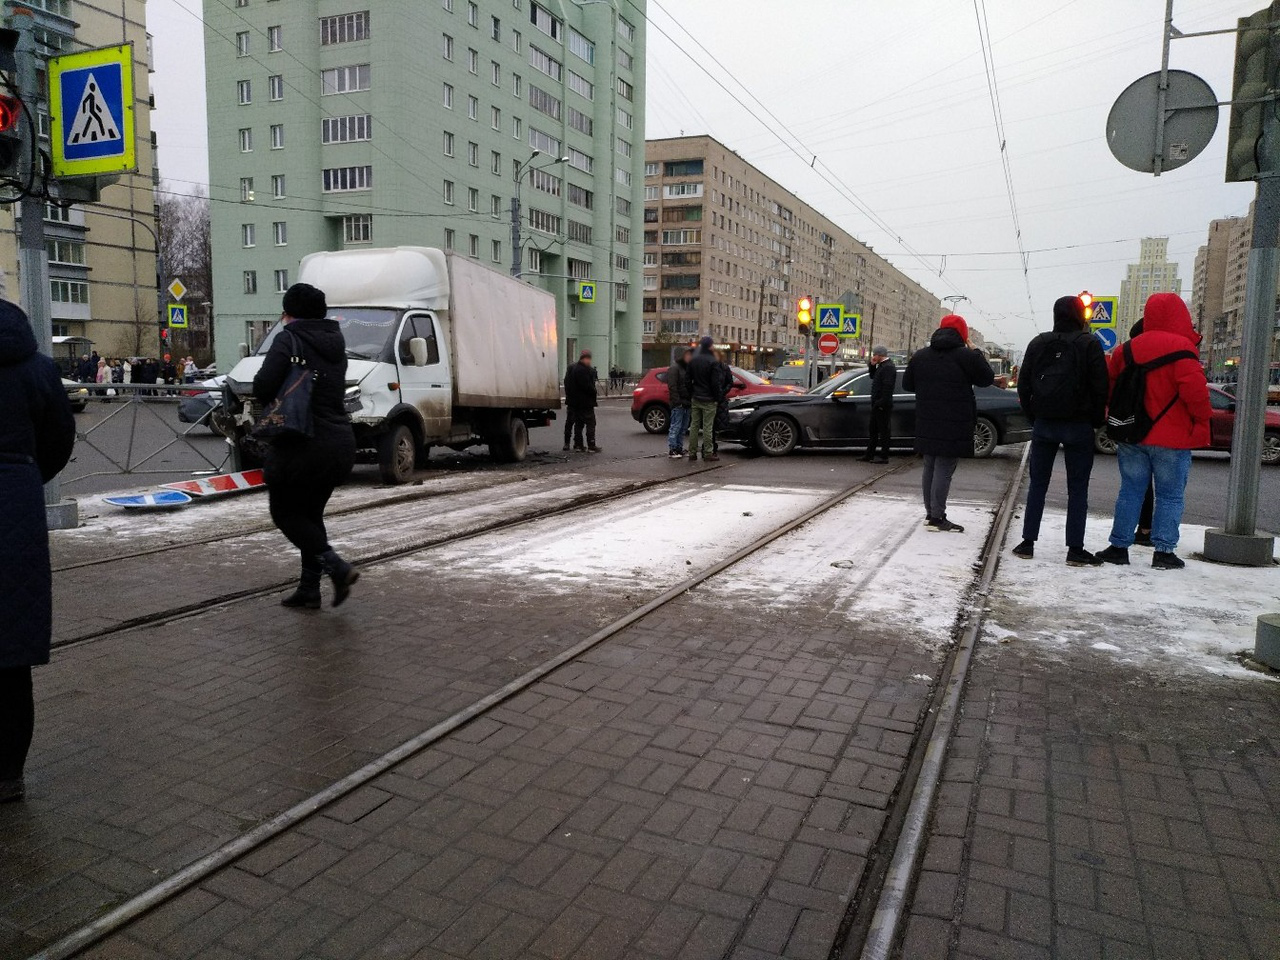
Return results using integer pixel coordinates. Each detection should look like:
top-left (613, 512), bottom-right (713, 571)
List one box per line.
top-left (12, 13), bottom-right (76, 529)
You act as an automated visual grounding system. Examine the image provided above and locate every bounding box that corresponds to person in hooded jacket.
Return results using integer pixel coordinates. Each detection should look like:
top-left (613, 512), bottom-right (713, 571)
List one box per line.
top-left (1097, 293), bottom-right (1210, 570)
top-left (687, 336), bottom-right (720, 462)
top-left (666, 346), bottom-right (693, 459)
top-left (254, 283), bottom-right (360, 608)
top-left (1011, 295), bottom-right (1109, 565)
top-left (0, 300), bottom-right (76, 802)
top-left (563, 349), bottom-right (601, 453)
top-left (902, 314), bottom-right (995, 533)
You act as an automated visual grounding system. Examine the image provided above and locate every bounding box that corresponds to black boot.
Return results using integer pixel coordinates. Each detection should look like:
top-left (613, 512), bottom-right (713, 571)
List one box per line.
top-left (281, 565), bottom-right (322, 609)
top-left (320, 550), bottom-right (359, 607)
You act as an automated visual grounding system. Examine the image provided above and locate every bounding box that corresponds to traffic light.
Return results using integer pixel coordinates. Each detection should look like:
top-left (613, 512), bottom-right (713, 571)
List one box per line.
top-left (797, 296), bottom-right (813, 332)
top-left (0, 27), bottom-right (20, 178)
top-left (1079, 291), bottom-right (1094, 322)
top-left (1225, 5), bottom-right (1277, 182)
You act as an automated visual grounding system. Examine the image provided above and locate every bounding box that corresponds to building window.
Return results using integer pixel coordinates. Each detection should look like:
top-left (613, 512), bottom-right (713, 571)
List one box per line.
top-left (469, 234), bottom-right (480, 257)
top-left (617, 138), bottom-right (632, 158)
top-left (616, 107), bottom-right (632, 130)
top-left (567, 106), bottom-right (592, 136)
top-left (665, 182), bottom-right (703, 198)
top-left (338, 214), bottom-right (372, 243)
top-left (443, 130), bottom-right (454, 156)
top-left (321, 165), bottom-right (373, 192)
top-left (567, 183), bottom-right (593, 209)
top-left (321, 64), bottom-right (371, 95)
top-left (644, 161), bottom-right (659, 176)
top-left (615, 225), bottom-right (630, 244)
top-left (267, 25), bottom-right (282, 52)
top-left (243, 271), bottom-right (258, 295)
top-left (491, 150), bottom-right (501, 175)
top-left (619, 49), bottom-right (633, 71)
top-left (468, 48), bottom-right (478, 74)
top-left (240, 177), bottom-right (255, 201)
top-left (492, 16), bottom-right (502, 40)
top-left (468, 187), bottom-right (479, 212)
top-left (617, 77), bottom-right (633, 101)
top-left (442, 0), bottom-right (453, 10)
top-left (237, 80), bottom-right (252, 104)
top-left (468, 1), bottom-right (478, 26)
top-left (442, 33), bottom-right (454, 60)
top-left (50, 279), bottom-right (89, 304)
top-left (467, 141), bottom-right (479, 166)
top-left (269, 75), bottom-right (284, 100)
top-left (443, 82), bottom-right (454, 108)
top-left (528, 248), bottom-right (542, 273)
top-left (241, 223), bottom-right (256, 247)
top-left (46, 238), bottom-right (85, 264)
top-left (567, 220), bottom-right (592, 244)
top-left (529, 167), bottom-right (562, 196)
top-left (443, 179), bottom-right (455, 204)
top-left (236, 31), bottom-right (250, 56)
top-left (491, 105), bottom-right (501, 130)
top-left (529, 85), bottom-right (561, 120)
top-left (322, 114), bottom-right (372, 143)
top-left (444, 228), bottom-right (455, 251)
top-left (239, 127), bottom-right (253, 152)
top-left (662, 229), bottom-right (702, 245)
top-left (320, 12), bottom-right (370, 45)
top-left (270, 123), bottom-right (284, 149)
top-left (615, 284), bottom-right (628, 303)
top-left (529, 45), bottom-right (561, 81)
top-left (616, 197), bottom-right (632, 216)
top-left (530, 2), bottom-right (561, 41)
top-left (568, 28), bottom-right (594, 64)
top-left (491, 194), bottom-right (503, 218)
top-left (568, 148), bottom-right (592, 173)
top-left (512, 73), bottom-right (523, 98)
top-left (492, 239), bottom-right (502, 263)
top-left (512, 116), bottom-right (522, 140)
top-left (619, 16), bottom-right (635, 41)
top-left (468, 95), bottom-right (479, 120)
top-left (644, 185), bottom-right (659, 200)
top-left (271, 174), bottom-right (286, 198)
top-left (567, 258), bottom-right (592, 280)
top-left (274, 269), bottom-right (289, 293)
top-left (528, 208), bottom-right (560, 234)
top-left (273, 221), bottom-right (287, 245)
top-left (616, 167), bottom-right (631, 187)
top-left (666, 159), bottom-right (704, 176)
top-left (567, 71), bottom-right (592, 100)
top-left (491, 61), bottom-right (501, 85)
top-left (512, 29), bottom-right (522, 53)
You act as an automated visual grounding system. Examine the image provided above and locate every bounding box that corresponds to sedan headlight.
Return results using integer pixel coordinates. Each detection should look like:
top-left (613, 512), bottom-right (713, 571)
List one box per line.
top-left (727, 407), bottom-right (755, 421)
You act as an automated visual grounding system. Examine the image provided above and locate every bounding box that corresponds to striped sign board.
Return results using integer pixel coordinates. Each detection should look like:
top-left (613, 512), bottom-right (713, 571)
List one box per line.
top-left (161, 469), bottom-right (266, 497)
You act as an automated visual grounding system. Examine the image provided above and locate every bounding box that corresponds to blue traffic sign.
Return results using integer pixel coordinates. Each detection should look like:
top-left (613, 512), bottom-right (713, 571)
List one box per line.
top-left (578, 282), bottom-right (596, 303)
top-left (816, 304), bottom-right (843, 333)
top-left (1095, 327), bottom-right (1119, 351)
top-left (49, 45), bottom-right (137, 177)
top-left (167, 303), bottom-right (188, 328)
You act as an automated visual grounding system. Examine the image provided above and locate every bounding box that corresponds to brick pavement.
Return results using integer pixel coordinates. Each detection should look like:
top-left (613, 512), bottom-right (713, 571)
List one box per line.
top-left (899, 632), bottom-right (1280, 960)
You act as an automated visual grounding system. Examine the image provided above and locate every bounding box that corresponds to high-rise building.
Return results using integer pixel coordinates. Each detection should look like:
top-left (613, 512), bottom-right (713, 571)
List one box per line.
top-left (1193, 205), bottom-right (1280, 377)
top-left (1117, 237), bottom-right (1182, 331)
top-left (204, 0), bottom-right (645, 374)
top-left (642, 135), bottom-right (941, 371)
top-left (0, 0), bottom-right (159, 360)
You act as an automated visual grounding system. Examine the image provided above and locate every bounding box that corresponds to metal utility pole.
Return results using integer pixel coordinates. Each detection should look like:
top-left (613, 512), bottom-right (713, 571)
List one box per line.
top-left (13, 14), bottom-right (76, 528)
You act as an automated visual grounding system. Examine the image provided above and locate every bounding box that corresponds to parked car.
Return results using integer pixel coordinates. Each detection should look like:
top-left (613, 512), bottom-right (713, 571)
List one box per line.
top-left (718, 367), bottom-right (1032, 458)
top-left (62, 379), bottom-right (88, 412)
top-left (1095, 383), bottom-right (1280, 464)
top-left (179, 376), bottom-right (227, 432)
top-left (767, 364), bottom-right (810, 389)
top-left (630, 365), bottom-right (801, 434)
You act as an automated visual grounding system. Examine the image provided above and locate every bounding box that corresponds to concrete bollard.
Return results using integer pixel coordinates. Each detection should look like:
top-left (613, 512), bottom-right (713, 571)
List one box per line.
top-left (1255, 614), bottom-right (1280, 670)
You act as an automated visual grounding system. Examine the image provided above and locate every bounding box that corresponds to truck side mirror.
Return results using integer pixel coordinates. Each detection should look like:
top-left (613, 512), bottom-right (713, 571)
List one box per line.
top-left (238, 342), bottom-right (249, 359)
top-left (409, 337), bottom-right (429, 367)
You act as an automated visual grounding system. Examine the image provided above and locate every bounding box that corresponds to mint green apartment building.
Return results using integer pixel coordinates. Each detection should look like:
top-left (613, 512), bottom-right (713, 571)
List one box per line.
top-left (204, 0), bottom-right (645, 374)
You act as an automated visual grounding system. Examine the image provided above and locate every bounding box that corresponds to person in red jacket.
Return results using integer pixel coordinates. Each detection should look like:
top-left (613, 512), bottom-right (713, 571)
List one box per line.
top-left (1097, 293), bottom-right (1211, 570)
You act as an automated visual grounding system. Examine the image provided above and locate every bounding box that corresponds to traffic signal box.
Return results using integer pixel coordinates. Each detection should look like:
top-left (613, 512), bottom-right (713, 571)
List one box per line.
top-left (1226, 4), bottom-right (1279, 183)
top-left (797, 296), bottom-right (813, 332)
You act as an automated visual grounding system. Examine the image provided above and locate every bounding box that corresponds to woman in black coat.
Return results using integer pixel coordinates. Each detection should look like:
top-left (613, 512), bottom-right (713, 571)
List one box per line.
top-left (0, 300), bottom-right (76, 803)
top-left (902, 314), bottom-right (994, 533)
top-left (253, 284), bottom-right (359, 609)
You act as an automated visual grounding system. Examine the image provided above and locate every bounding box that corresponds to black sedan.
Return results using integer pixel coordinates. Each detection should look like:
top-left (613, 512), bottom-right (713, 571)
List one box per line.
top-left (719, 368), bottom-right (1031, 457)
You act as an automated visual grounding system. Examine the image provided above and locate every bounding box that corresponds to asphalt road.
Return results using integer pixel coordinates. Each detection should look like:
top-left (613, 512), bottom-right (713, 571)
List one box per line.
top-left (62, 396), bottom-right (1280, 536)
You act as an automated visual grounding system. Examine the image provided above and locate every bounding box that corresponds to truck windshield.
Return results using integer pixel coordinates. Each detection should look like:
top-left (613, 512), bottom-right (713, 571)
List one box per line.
top-left (255, 308), bottom-right (401, 360)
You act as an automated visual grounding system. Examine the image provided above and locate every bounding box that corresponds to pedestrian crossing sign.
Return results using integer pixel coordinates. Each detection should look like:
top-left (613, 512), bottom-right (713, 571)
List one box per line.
top-left (48, 44), bottom-right (136, 178)
top-left (577, 281), bottom-right (596, 303)
top-left (816, 304), bottom-right (843, 333)
top-left (167, 303), bottom-right (188, 329)
top-left (839, 313), bottom-right (862, 339)
top-left (1089, 296), bottom-right (1118, 330)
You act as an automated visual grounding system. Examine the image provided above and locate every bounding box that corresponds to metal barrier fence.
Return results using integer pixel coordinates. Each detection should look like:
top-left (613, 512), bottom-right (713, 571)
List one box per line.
top-left (61, 383), bottom-right (231, 487)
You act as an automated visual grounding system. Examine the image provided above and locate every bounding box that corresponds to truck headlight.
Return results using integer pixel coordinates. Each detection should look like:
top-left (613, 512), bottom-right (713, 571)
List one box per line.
top-left (344, 385), bottom-right (362, 414)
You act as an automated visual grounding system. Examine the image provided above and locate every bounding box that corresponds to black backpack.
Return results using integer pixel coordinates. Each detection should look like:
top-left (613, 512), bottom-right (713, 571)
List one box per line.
top-left (1030, 333), bottom-right (1087, 420)
top-left (1106, 341), bottom-right (1199, 444)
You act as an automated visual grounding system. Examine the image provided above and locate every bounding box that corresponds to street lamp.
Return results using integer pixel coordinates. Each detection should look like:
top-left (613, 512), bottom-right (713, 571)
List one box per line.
top-left (511, 150), bottom-right (569, 278)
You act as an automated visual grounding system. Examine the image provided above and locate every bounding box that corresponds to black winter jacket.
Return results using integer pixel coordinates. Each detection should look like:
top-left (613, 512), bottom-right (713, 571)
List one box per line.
top-left (1017, 329), bottom-right (1108, 427)
top-left (564, 361), bottom-right (598, 408)
top-left (869, 358), bottom-right (897, 409)
top-left (689, 347), bottom-right (720, 403)
top-left (715, 361), bottom-right (734, 406)
top-left (667, 359), bottom-right (692, 407)
top-left (0, 301), bottom-right (75, 668)
top-left (254, 320), bottom-right (355, 441)
top-left (902, 327), bottom-right (995, 458)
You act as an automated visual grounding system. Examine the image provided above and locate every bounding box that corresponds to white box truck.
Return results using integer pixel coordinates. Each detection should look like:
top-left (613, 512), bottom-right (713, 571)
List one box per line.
top-left (219, 247), bottom-right (560, 483)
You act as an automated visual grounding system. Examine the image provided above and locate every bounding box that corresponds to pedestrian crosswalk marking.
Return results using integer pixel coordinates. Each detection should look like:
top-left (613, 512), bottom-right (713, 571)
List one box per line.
top-left (67, 73), bottom-right (120, 147)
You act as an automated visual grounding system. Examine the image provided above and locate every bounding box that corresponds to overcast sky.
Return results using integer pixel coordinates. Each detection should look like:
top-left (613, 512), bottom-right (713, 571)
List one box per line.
top-left (150, 0), bottom-right (1262, 347)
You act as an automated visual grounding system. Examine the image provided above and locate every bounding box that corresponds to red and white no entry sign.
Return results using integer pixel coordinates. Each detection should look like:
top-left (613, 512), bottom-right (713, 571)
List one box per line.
top-left (818, 333), bottom-right (840, 356)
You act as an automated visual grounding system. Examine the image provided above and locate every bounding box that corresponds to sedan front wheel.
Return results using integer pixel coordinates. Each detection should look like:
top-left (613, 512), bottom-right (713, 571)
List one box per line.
top-left (755, 414), bottom-right (798, 457)
top-left (973, 417), bottom-right (999, 458)
top-left (1263, 431), bottom-right (1280, 465)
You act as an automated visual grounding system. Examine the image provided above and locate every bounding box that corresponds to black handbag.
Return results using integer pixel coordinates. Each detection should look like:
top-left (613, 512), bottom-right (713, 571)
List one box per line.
top-left (251, 331), bottom-right (315, 440)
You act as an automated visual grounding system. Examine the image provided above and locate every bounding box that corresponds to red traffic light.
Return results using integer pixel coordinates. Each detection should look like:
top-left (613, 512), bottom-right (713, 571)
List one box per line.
top-left (0, 95), bottom-right (20, 134)
top-left (1078, 290), bottom-right (1094, 321)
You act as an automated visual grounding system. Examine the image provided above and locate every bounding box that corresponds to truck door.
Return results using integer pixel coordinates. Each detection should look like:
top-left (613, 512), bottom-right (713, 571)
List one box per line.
top-left (395, 312), bottom-right (451, 439)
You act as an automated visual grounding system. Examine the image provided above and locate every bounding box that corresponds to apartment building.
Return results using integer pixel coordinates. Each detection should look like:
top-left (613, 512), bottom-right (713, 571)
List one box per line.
top-left (642, 135), bottom-right (941, 371)
top-left (205, 0), bottom-right (645, 374)
top-left (0, 0), bottom-right (159, 359)
top-left (1116, 237), bottom-right (1182, 332)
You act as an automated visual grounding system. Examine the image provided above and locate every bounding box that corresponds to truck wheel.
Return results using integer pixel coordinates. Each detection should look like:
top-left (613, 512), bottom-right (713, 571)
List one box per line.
top-left (642, 404), bottom-right (669, 434)
top-left (378, 423), bottom-right (417, 484)
top-left (491, 417), bottom-right (529, 463)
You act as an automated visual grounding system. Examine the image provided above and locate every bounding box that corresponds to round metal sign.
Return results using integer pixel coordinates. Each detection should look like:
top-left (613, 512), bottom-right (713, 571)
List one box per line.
top-left (1106, 69), bottom-right (1219, 174)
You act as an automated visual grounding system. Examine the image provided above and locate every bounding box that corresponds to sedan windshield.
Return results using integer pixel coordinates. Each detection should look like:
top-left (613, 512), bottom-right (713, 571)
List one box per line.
top-left (255, 308), bottom-right (401, 360)
top-left (732, 367), bottom-right (768, 386)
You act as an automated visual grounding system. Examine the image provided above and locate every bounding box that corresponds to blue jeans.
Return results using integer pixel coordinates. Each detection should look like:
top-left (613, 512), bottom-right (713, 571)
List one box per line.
top-left (668, 405), bottom-right (690, 452)
top-left (1109, 444), bottom-right (1192, 553)
top-left (1021, 420), bottom-right (1096, 549)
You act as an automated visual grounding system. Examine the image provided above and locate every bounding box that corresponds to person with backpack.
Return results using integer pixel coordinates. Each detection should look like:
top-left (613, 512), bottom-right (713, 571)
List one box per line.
top-left (1011, 295), bottom-right (1109, 565)
top-left (1096, 293), bottom-right (1211, 570)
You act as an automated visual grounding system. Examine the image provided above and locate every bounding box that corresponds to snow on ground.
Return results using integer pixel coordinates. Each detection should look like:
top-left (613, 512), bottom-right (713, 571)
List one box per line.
top-left (700, 492), bottom-right (994, 649)
top-left (397, 481), bottom-right (829, 592)
top-left (986, 509), bottom-right (1280, 681)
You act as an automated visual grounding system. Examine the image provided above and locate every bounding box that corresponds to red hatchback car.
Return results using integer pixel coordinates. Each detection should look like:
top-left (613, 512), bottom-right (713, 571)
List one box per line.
top-left (631, 365), bottom-right (800, 434)
top-left (1096, 383), bottom-right (1280, 464)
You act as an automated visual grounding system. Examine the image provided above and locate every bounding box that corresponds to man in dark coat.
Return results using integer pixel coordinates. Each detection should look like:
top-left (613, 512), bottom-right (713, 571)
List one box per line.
top-left (712, 352), bottom-right (734, 455)
top-left (0, 299), bottom-right (76, 802)
top-left (859, 345), bottom-right (897, 464)
top-left (902, 314), bottom-right (995, 533)
top-left (687, 336), bottom-right (720, 461)
top-left (1012, 295), bottom-right (1109, 565)
top-left (666, 346), bottom-right (693, 459)
top-left (563, 349), bottom-right (600, 453)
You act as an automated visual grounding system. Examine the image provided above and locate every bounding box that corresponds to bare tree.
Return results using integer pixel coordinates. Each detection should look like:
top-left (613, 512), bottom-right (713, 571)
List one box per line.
top-left (156, 184), bottom-right (213, 359)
